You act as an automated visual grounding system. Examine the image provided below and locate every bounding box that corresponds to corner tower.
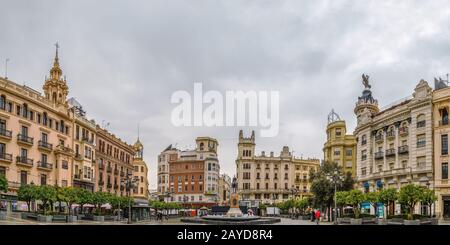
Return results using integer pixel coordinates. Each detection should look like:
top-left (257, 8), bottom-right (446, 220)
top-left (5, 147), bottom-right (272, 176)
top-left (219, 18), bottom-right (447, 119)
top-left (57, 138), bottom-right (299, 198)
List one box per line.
top-left (43, 43), bottom-right (69, 106)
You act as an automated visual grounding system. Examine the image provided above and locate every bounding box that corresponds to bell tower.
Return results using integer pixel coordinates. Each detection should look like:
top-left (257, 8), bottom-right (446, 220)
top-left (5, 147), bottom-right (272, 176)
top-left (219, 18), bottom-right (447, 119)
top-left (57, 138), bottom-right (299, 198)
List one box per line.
top-left (43, 43), bottom-right (69, 106)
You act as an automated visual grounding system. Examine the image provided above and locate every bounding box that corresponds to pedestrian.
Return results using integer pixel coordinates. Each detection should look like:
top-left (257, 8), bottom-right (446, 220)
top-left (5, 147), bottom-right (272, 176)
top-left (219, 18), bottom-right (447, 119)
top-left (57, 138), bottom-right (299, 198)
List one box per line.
top-left (315, 209), bottom-right (321, 225)
top-left (311, 210), bottom-right (315, 222)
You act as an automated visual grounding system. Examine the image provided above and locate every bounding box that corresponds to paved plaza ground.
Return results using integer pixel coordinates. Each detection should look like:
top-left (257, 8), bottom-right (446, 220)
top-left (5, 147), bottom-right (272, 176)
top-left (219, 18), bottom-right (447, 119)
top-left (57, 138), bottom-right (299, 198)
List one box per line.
top-left (1, 213), bottom-right (449, 225)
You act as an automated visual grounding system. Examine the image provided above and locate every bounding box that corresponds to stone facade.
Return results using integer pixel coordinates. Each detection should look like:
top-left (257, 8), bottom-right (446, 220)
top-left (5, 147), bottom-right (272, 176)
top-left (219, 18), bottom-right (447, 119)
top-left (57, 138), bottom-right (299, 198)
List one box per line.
top-left (236, 130), bottom-right (320, 208)
top-left (159, 137), bottom-right (221, 207)
top-left (432, 80), bottom-right (450, 219)
top-left (354, 77), bottom-right (434, 215)
top-left (323, 110), bottom-right (357, 177)
top-left (0, 49), bottom-right (75, 199)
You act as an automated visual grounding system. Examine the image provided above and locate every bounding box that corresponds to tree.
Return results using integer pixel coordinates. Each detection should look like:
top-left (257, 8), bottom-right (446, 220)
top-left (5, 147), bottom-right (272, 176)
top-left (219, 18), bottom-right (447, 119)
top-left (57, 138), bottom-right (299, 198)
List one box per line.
top-left (92, 192), bottom-right (110, 215)
top-left (76, 188), bottom-right (93, 214)
top-left (398, 184), bottom-right (423, 220)
top-left (37, 185), bottom-right (57, 215)
top-left (0, 175), bottom-right (7, 193)
top-left (364, 191), bottom-right (380, 216)
top-left (379, 188), bottom-right (398, 218)
top-left (335, 191), bottom-right (348, 217)
top-left (310, 161), bottom-right (354, 221)
top-left (346, 190), bottom-right (364, 219)
top-left (295, 198), bottom-right (309, 215)
top-left (17, 184), bottom-right (37, 212)
top-left (60, 187), bottom-right (78, 216)
top-left (420, 188), bottom-right (437, 218)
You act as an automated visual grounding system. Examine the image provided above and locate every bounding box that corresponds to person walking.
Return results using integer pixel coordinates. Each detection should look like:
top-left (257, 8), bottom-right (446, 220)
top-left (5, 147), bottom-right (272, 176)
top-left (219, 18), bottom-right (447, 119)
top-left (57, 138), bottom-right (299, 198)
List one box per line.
top-left (311, 209), bottom-right (315, 222)
top-left (315, 209), bottom-right (321, 225)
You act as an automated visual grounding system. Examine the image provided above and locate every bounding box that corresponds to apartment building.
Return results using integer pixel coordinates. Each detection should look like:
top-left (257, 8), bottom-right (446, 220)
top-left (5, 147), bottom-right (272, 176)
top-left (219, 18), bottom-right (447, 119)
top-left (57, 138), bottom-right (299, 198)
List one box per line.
top-left (236, 130), bottom-right (320, 208)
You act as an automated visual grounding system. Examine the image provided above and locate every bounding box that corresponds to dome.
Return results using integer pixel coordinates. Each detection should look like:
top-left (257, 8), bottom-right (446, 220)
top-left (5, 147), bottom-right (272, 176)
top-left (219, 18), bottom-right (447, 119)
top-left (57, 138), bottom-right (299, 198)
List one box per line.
top-left (134, 139), bottom-right (143, 150)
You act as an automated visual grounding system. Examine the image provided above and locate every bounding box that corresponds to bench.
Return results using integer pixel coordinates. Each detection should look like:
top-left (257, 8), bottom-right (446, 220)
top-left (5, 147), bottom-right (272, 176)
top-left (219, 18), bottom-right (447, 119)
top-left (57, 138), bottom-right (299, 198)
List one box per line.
top-left (27, 213), bottom-right (39, 220)
top-left (52, 215), bottom-right (67, 222)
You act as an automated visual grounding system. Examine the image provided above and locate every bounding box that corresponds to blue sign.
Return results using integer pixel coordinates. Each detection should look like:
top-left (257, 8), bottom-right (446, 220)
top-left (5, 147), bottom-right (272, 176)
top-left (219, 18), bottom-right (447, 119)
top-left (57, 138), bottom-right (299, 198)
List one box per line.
top-left (377, 203), bottom-right (384, 218)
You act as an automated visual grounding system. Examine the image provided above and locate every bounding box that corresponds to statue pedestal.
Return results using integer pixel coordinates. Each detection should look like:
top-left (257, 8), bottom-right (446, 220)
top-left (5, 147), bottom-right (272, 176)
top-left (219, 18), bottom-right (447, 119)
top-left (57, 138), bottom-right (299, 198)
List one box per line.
top-left (227, 193), bottom-right (243, 217)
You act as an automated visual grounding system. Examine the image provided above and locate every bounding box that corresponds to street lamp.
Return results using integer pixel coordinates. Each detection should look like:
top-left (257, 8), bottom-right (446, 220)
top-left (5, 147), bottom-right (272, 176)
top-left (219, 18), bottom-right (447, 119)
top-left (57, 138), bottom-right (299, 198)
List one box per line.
top-left (121, 172), bottom-right (138, 224)
top-left (326, 170), bottom-right (343, 225)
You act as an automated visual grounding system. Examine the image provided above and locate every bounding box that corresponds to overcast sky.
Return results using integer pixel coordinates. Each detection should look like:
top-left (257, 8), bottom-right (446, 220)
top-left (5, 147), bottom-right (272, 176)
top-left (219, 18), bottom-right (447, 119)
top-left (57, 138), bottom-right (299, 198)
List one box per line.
top-left (1, 0), bottom-right (450, 189)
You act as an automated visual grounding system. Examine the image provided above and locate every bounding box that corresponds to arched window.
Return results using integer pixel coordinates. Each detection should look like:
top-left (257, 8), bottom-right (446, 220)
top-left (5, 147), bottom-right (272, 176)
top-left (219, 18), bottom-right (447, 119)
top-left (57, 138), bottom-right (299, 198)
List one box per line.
top-left (52, 92), bottom-right (57, 102)
top-left (417, 114), bottom-right (426, 128)
top-left (199, 142), bottom-right (204, 151)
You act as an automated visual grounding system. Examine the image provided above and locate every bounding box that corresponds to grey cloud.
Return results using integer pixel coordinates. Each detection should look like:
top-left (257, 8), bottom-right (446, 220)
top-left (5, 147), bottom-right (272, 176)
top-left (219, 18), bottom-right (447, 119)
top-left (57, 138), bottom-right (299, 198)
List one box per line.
top-left (1, 0), bottom-right (450, 188)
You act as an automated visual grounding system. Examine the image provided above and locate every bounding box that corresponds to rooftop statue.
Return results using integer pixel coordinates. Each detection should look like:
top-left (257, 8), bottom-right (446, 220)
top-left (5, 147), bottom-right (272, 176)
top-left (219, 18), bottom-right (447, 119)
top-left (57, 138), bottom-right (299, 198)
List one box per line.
top-left (362, 73), bottom-right (371, 89)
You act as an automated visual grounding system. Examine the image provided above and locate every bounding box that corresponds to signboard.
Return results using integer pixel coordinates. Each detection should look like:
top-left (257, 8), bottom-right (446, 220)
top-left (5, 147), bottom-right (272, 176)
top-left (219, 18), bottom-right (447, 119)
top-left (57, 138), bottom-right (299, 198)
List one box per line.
top-left (377, 203), bottom-right (384, 218)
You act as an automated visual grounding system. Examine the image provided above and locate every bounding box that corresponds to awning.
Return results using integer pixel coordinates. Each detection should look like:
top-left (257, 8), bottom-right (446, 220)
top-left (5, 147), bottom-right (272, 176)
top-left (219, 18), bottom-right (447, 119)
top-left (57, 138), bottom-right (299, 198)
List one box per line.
top-left (376, 180), bottom-right (383, 188)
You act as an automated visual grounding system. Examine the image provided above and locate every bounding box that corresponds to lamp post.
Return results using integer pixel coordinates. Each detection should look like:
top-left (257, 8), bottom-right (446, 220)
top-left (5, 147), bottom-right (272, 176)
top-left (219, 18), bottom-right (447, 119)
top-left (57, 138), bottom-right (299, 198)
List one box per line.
top-left (121, 172), bottom-right (137, 224)
top-left (326, 170), bottom-right (342, 225)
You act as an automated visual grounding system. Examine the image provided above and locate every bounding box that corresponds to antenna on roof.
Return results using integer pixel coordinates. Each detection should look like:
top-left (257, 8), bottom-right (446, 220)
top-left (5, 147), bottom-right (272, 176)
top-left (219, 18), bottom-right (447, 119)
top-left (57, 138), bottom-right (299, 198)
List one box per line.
top-left (5, 58), bottom-right (10, 79)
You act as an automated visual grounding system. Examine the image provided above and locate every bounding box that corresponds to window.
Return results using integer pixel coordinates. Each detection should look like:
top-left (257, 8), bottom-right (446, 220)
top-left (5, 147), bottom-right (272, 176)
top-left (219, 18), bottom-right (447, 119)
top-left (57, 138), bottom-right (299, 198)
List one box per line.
top-left (345, 161), bottom-right (353, 168)
top-left (417, 114), bottom-right (426, 128)
top-left (441, 108), bottom-right (449, 125)
top-left (0, 95), bottom-right (5, 109)
top-left (361, 167), bottom-right (366, 176)
top-left (20, 171), bottom-right (27, 185)
top-left (417, 134), bottom-right (426, 148)
top-left (274, 183), bottom-right (277, 189)
top-left (40, 174), bottom-right (47, 185)
top-left (417, 156), bottom-right (426, 169)
top-left (243, 172), bottom-right (251, 180)
top-left (361, 135), bottom-right (367, 145)
top-left (361, 150), bottom-right (367, 161)
top-left (334, 149), bottom-right (340, 156)
top-left (265, 183), bottom-right (269, 189)
top-left (256, 183), bottom-right (260, 190)
top-left (243, 183), bottom-right (250, 190)
top-left (62, 160), bottom-right (68, 169)
top-left (284, 173), bottom-right (288, 180)
top-left (346, 148), bottom-right (353, 156)
top-left (442, 134), bottom-right (448, 155)
top-left (335, 128), bottom-right (342, 137)
top-left (443, 163), bottom-right (448, 180)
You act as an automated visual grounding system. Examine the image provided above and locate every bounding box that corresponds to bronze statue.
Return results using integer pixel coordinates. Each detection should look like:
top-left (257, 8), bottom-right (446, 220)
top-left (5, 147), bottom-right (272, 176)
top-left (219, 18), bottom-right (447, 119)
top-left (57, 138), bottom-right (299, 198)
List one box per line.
top-left (362, 73), bottom-right (371, 89)
top-left (231, 176), bottom-right (237, 194)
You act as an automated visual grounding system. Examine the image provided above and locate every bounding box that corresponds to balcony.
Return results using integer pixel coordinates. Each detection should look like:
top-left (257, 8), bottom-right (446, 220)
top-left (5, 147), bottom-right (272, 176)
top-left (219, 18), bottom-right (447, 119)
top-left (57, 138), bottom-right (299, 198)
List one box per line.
top-left (37, 161), bottom-right (53, 171)
top-left (17, 134), bottom-right (33, 146)
top-left (98, 163), bottom-right (104, 170)
top-left (82, 137), bottom-right (95, 146)
top-left (54, 144), bottom-right (73, 155)
top-left (385, 148), bottom-right (396, 157)
top-left (375, 134), bottom-right (383, 143)
top-left (399, 127), bottom-right (409, 136)
top-left (374, 151), bottom-right (384, 160)
top-left (107, 166), bottom-right (112, 173)
top-left (114, 169), bottom-right (119, 175)
top-left (386, 131), bottom-right (395, 140)
top-left (439, 119), bottom-right (449, 127)
top-left (0, 153), bottom-right (13, 163)
top-left (74, 174), bottom-right (82, 180)
top-left (120, 171), bottom-right (125, 177)
top-left (75, 153), bottom-right (84, 161)
top-left (398, 145), bottom-right (409, 154)
top-left (0, 128), bottom-right (12, 140)
top-left (16, 156), bottom-right (33, 167)
top-left (38, 141), bottom-right (53, 152)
